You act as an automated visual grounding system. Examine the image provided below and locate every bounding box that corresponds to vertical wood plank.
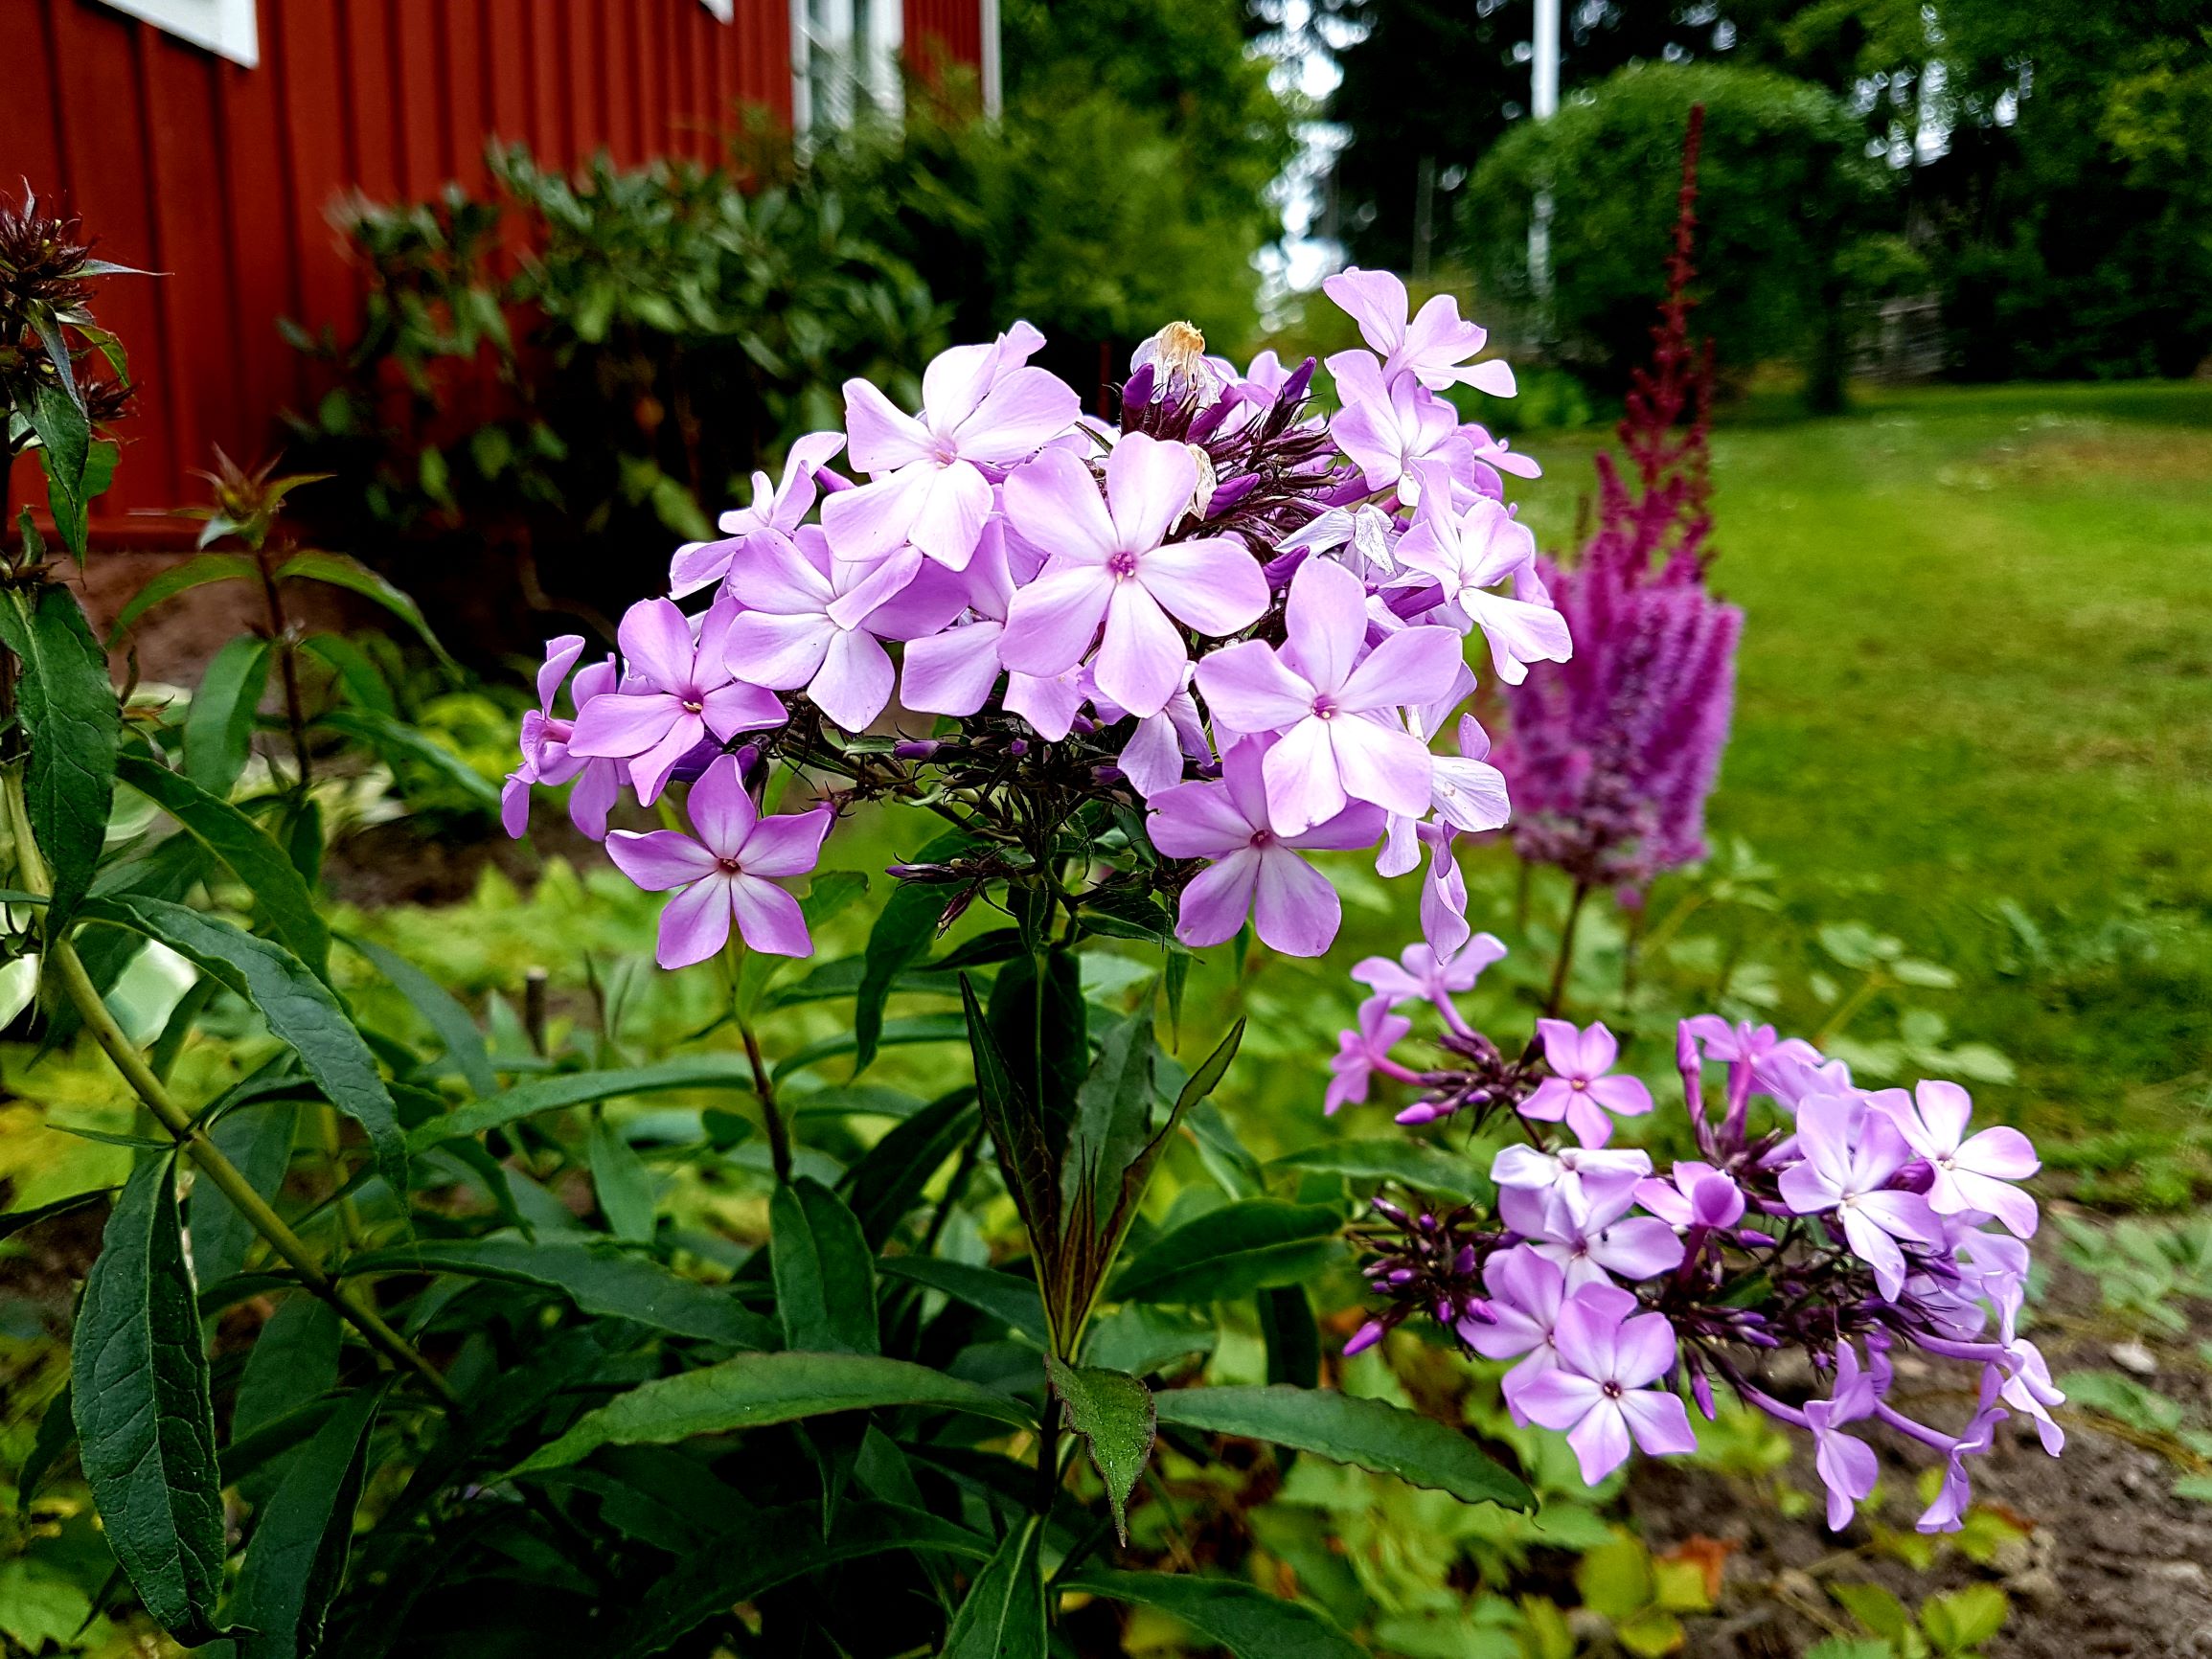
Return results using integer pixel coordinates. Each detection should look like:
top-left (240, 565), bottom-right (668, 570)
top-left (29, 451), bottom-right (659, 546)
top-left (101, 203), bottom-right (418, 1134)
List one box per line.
top-left (567, 0), bottom-right (601, 165)
top-left (393, 0), bottom-right (445, 194)
top-left (339, 0), bottom-right (401, 204)
top-left (141, 29), bottom-right (238, 484)
top-left (3, 0), bottom-right (71, 204)
top-left (275, 0), bottom-right (355, 350)
top-left (215, 0), bottom-right (306, 440)
top-left (444, 0), bottom-right (488, 192)
top-left (602, 0), bottom-right (640, 165)
top-left (485, 0), bottom-right (532, 150)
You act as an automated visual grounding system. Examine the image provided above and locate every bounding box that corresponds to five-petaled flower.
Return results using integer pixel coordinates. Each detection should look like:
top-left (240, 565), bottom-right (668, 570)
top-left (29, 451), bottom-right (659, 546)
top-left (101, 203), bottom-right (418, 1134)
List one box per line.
top-left (1522, 1019), bottom-right (1654, 1148)
top-left (1509, 1284), bottom-right (1698, 1484)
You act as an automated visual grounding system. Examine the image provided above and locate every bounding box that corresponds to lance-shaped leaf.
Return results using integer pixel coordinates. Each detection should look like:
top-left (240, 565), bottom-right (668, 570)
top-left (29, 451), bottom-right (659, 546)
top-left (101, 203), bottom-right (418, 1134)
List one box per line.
top-left (105, 554), bottom-right (258, 647)
top-left (233, 1295), bottom-right (342, 1442)
top-left (406, 1055), bottom-right (756, 1150)
top-left (1258, 1286), bottom-right (1322, 1389)
top-left (71, 1154), bottom-right (226, 1643)
top-left (1060, 998), bottom-right (1157, 1231)
top-left (1108, 1200), bottom-right (1343, 1306)
top-left (840, 1085), bottom-right (978, 1249)
top-left (771, 1012), bottom-right (966, 1081)
top-left (771, 1177), bottom-right (878, 1354)
top-left (513, 1352), bottom-right (1034, 1473)
top-left (116, 753), bottom-right (330, 979)
top-left (1059, 1568), bottom-right (1365, 1659)
top-left (1045, 1357), bottom-right (1154, 1544)
top-left (79, 894), bottom-right (406, 1193)
top-left (26, 383), bottom-right (92, 557)
top-left (737, 869), bottom-right (867, 1015)
top-left (274, 551), bottom-right (460, 673)
top-left (1268, 1139), bottom-right (1491, 1203)
top-left (341, 934), bottom-right (497, 1100)
top-left (943, 1516), bottom-right (1046, 1659)
top-left (988, 946), bottom-right (1086, 1166)
top-left (960, 976), bottom-right (1060, 1271)
top-left (855, 830), bottom-right (973, 1071)
top-left (42, 831), bottom-right (210, 1058)
top-left (0, 582), bottom-right (120, 932)
top-left (589, 1111), bottom-right (657, 1241)
top-left (189, 1099), bottom-right (298, 1306)
top-left (878, 1256), bottom-right (1051, 1347)
top-left (314, 708), bottom-right (499, 809)
top-left (345, 1237), bottom-right (776, 1349)
top-left (182, 634), bottom-right (272, 797)
top-left (226, 1383), bottom-right (383, 1659)
top-left (599, 1502), bottom-right (992, 1659)
top-left (1153, 1385), bottom-right (1532, 1510)
top-left (16, 1383), bottom-right (77, 1512)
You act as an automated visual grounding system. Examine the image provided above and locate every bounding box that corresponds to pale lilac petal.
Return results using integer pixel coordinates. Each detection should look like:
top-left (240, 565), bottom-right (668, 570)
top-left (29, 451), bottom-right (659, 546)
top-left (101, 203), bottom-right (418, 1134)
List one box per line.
top-left (1329, 717), bottom-right (1435, 820)
top-left (1260, 717), bottom-right (1348, 836)
top-left (536, 635), bottom-right (587, 712)
top-left (1287, 800), bottom-right (1387, 852)
top-left (1003, 449), bottom-right (1118, 565)
top-left (684, 755), bottom-right (759, 857)
top-left (1588, 1076), bottom-right (1654, 1118)
top-left (1284, 557), bottom-right (1366, 693)
top-left (1337, 625), bottom-right (1467, 715)
top-left (627, 716), bottom-right (707, 805)
top-left (1578, 1023), bottom-right (1621, 1076)
top-left (1611, 1312), bottom-right (1678, 1388)
top-left (618, 598), bottom-right (699, 692)
top-left (699, 681), bottom-right (789, 741)
top-left (1193, 641), bottom-right (1313, 735)
top-left (656, 875), bottom-right (736, 968)
top-left (501, 773), bottom-right (531, 838)
top-left (723, 529), bottom-right (833, 613)
top-left (998, 564), bottom-right (1114, 676)
top-left (1118, 714), bottom-right (1188, 799)
top-left (1562, 1400), bottom-right (1631, 1484)
top-left (905, 460), bottom-right (994, 571)
top-left (1095, 583), bottom-right (1187, 718)
top-left (1003, 670), bottom-right (1084, 740)
top-left (1105, 431), bottom-right (1197, 552)
top-left (900, 621), bottom-right (1004, 716)
top-left (669, 534), bottom-right (741, 599)
top-left (809, 629), bottom-right (897, 732)
top-left (820, 464), bottom-right (933, 563)
top-left (841, 377), bottom-right (934, 473)
top-left (1617, 1389), bottom-right (1698, 1458)
top-left (1536, 1018), bottom-right (1592, 1078)
top-left (1148, 781), bottom-right (1257, 859)
top-left (1460, 590), bottom-right (1573, 685)
top-left (608, 829), bottom-right (721, 891)
top-left (1839, 1209), bottom-right (1908, 1300)
top-left (1777, 1161), bottom-right (1843, 1216)
top-left (1589, 1217), bottom-right (1685, 1280)
top-left (741, 807), bottom-right (832, 878)
top-left (919, 341), bottom-right (1001, 433)
top-left (825, 547), bottom-right (926, 631)
top-left (953, 365), bottom-right (1082, 462)
top-left (1953, 1170), bottom-right (2039, 1239)
top-left (568, 692), bottom-right (679, 760)
top-left (1138, 537), bottom-right (1267, 640)
top-left (1322, 267), bottom-right (1409, 357)
top-left (1175, 851), bottom-right (1262, 947)
top-left (1855, 1190), bottom-right (1938, 1248)
top-left (729, 874), bottom-right (811, 957)
top-left (1957, 1125), bottom-right (2038, 1182)
top-left (1249, 848), bottom-right (1341, 957)
top-left (1432, 754), bottom-right (1512, 831)
top-left (725, 610), bottom-right (835, 691)
top-left (569, 761), bottom-right (619, 840)
top-left (1514, 1368), bottom-right (1606, 1431)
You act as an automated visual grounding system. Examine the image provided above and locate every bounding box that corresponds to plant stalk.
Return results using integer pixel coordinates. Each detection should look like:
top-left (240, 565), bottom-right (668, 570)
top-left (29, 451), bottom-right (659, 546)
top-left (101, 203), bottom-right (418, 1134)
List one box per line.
top-left (1542, 878), bottom-right (1590, 1019)
top-left (5, 770), bottom-right (455, 1403)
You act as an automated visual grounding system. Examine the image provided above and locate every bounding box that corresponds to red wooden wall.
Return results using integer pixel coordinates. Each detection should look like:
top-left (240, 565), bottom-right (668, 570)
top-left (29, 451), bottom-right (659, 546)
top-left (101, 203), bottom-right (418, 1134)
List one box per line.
top-left (3, 0), bottom-right (984, 545)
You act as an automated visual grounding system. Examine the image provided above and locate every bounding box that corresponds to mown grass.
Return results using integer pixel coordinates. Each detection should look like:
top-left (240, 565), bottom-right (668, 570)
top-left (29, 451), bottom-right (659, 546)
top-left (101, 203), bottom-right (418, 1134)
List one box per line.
top-left (1512, 381), bottom-right (2212, 1200)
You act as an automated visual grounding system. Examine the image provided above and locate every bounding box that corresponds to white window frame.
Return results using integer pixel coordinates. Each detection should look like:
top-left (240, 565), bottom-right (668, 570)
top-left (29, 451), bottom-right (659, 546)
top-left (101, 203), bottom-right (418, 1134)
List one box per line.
top-left (790, 0), bottom-right (904, 138)
top-left (699, 0), bottom-right (735, 20)
top-left (97, 0), bottom-right (258, 66)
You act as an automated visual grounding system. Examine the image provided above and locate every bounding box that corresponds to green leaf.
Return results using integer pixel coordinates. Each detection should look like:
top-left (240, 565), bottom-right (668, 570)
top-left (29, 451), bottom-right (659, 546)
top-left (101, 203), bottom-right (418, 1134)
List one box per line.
top-left (1185, 1098), bottom-right (1266, 1197)
top-left (961, 975), bottom-right (1060, 1259)
top-left (314, 708), bottom-right (499, 808)
top-left (227, 1384), bottom-right (382, 1659)
top-left (79, 894), bottom-right (406, 1193)
top-left (1096, 1018), bottom-right (1246, 1272)
top-left (1575, 1534), bottom-right (1653, 1619)
top-left (855, 845), bottom-right (968, 1071)
top-left (274, 552), bottom-right (459, 673)
top-left (1109, 1200), bottom-right (1344, 1305)
top-left (344, 1237), bottom-right (776, 1348)
top-left (117, 752), bottom-right (330, 979)
top-left (15, 1383), bottom-right (75, 1512)
top-left (878, 1255), bottom-right (1051, 1346)
top-left (1922, 1584), bottom-right (2008, 1654)
top-left (1259, 1285), bottom-right (1321, 1389)
top-left (1060, 1568), bottom-right (1366, 1659)
top-left (1152, 1385), bottom-right (1533, 1510)
top-left (771, 1176), bottom-right (878, 1354)
top-left (26, 382), bottom-right (92, 557)
top-left (598, 1502), bottom-right (992, 1659)
top-left (182, 634), bottom-right (272, 797)
top-left (840, 1085), bottom-right (978, 1249)
top-left (1268, 1138), bottom-right (1491, 1203)
top-left (342, 934), bottom-right (497, 1099)
top-left (105, 554), bottom-right (259, 647)
top-left (233, 1294), bottom-right (342, 1441)
top-left (407, 1056), bottom-right (755, 1150)
top-left (189, 1099), bottom-right (298, 1303)
top-left (1045, 1356), bottom-right (1154, 1545)
top-left (738, 870), bottom-right (867, 1014)
top-left (1805, 1643), bottom-right (1893, 1659)
top-left (513, 1352), bottom-right (1034, 1473)
top-left (1830, 1580), bottom-right (1915, 1643)
top-left (296, 631), bottom-right (395, 718)
top-left (943, 1517), bottom-right (1046, 1659)
top-left (1080, 1303), bottom-right (1216, 1377)
top-left (589, 1112), bottom-right (658, 1241)
top-left (0, 1188), bottom-right (112, 1241)
top-left (71, 1154), bottom-right (226, 1643)
top-left (0, 583), bottom-right (120, 932)
top-left (770, 1011), bottom-right (967, 1080)
top-left (989, 945), bottom-right (1086, 1165)
top-left (1062, 998), bottom-right (1158, 1229)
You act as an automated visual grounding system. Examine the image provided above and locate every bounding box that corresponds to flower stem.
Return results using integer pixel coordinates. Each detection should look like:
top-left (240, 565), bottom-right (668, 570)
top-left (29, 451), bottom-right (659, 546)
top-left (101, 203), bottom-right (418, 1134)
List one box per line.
top-left (1542, 879), bottom-right (1590, 1018)
top-left (727, 939), bottom-right (789, 1185)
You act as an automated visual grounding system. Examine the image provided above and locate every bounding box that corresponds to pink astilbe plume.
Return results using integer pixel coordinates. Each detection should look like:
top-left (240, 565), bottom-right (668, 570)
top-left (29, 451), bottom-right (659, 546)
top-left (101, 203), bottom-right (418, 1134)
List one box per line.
top-left (1497, 105), bottom-right (1743, 896)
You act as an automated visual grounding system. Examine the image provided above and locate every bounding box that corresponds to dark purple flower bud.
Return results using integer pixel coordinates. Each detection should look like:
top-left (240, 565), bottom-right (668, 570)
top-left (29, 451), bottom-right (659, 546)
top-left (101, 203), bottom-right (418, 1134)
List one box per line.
top-left (892, 739), bottom-right (941, 761)
top-left (813, 466), bottom-right (855, 493)
top-left (1342, 1319), bottom-right (1386, 1357)
top-left (1008, 739), bottom-right (1029, 757)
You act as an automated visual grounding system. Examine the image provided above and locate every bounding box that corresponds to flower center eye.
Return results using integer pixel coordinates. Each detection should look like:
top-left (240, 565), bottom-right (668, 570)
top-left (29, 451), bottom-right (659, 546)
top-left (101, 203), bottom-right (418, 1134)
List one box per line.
top-left (681, 699), bottom-right (704, 715)
top-left (1602, 1380), bottom-right (1624, 1399)
top-left (1249, 829), bottom-right (1274, 850)
top-left (1569, 1077), bottom-right (1588, 1091)
top-left (717, 855), bottom-right (743, 875)
top-left (1107, 550), bottom-right (1140, 581)
top-left (1312, 694), bottom-right (1338, 721)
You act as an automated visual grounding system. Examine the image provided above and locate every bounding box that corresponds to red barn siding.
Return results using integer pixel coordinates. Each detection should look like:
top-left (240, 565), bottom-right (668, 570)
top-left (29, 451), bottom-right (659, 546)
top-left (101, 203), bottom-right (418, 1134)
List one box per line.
top-left (2, 0), bottom-right (878, 543)
top-left (905, 0), bottom-right (983, 82)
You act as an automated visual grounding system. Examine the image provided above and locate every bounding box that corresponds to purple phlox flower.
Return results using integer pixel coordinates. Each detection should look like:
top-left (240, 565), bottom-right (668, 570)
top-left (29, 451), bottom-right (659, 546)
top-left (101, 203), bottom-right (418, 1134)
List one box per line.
top-left (505, 637), bottom-right (624, 840)
top-left (1683, 1014), bottom-right (1823, 1074)
top-left (1392, 471), bottom-right (1571, 686)
top-left (1493, 1143), bottom-right (1652, 1231)
top-left (1277, 502), bottom-right (1402, 584)
top-left (1916, 1382), bottom-right (2007, 1534)
top-left (1461, 420), bottom-right (1543, 484)
top-left (604, 755), bottom-right (832, 968)
top-left (1227, 347), bottom-right (1295, 409)
top-left (1380, 674), bottom-right (1511, 876)
top-left (1522, 1019), bottom-right (1655, 1149)
top-left (1147, 736), bottom-right (1383, 958)
top-left (897, 517), bottom-right (1078, 734)
top-left (1776, 1093), bottom-right (1941, 1301)
top-left (1322, 266), bottom-right (1516, 396)
top-left (1464, 1246), bottom-right (1567, 1419)
top-left (1996, 1337), bottom-right (2064, 1455)
top-left (1091, 667), bottom-right (1211, 799)
top-left (1757, 1051), bottom-right (1856, 1114)
top-left (1511, 1284), bottom-right (1697, 1484)
top-left (1805, 1342), bottom-right (1881, 1531)
top-left (1129, 320), bottom-right (1223, 406)
top-left (1954, 1226), bottom-right (2031, 1344)
top-left (1875, 1079), bottom-right (2040, 1239)
top-left (1195, 556), bottom-right (1464, 834)
top-left (1633, 1160), bottom-right (1746, 1233)
top-left (669, 429), bottom-right (846, 598)
top-left (723, 526), bottom-right (968, 733)
top-left (1352, 935), bottom-right (1507, 1019)
top-left (567, 597), bottom-right (787, 803)
top-left (1327, 350), bottom-right (1470, 500)
top-left (998, 432), bottom-right (1269, 716)
top-left (1325, 992), bottom-right (1414, 1114)
top-left (824, 323), bottom-right (1079, 570)
top-left (1417, 824), bottom-right (1471, 966)
top-left (1501, 1170), bottom-right (1685, 1291)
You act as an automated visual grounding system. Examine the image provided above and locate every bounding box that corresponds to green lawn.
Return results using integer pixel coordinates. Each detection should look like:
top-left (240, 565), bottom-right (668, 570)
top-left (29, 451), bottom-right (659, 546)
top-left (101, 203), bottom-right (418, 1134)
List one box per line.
top-left (1515, 381), bottom-right (2212, 1197)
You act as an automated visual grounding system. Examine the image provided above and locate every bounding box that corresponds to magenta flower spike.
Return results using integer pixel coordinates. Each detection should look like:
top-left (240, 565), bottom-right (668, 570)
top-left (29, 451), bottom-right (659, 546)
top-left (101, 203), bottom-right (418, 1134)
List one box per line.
top-left (822, 326), bottom-right (1080, 571)
top-left (1508, 1284), bottom-right (1696, 1484)
top-left (604, 756), bottom-right (832, 969)
top-left (1522, 1019), bottom-right (1654, 1148)
top-left (1320, 266), bottom-right (1516, 396)
top-left (997, 433), bottom-right (1268, 717)
top-left (1147, 738), bottom-right (1382, 957)
top-left (1195, 556), bottom-right (1462, 834)
top-left (567, 598), bottom-right (787, 803)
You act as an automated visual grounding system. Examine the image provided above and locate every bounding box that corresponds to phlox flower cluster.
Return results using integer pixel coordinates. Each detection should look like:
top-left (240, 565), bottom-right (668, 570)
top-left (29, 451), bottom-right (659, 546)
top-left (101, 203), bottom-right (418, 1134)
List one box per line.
top-left (1334, 941), bottom-right (2059, 1528)
top-left (505, 277), bottom-right (1565, 968)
